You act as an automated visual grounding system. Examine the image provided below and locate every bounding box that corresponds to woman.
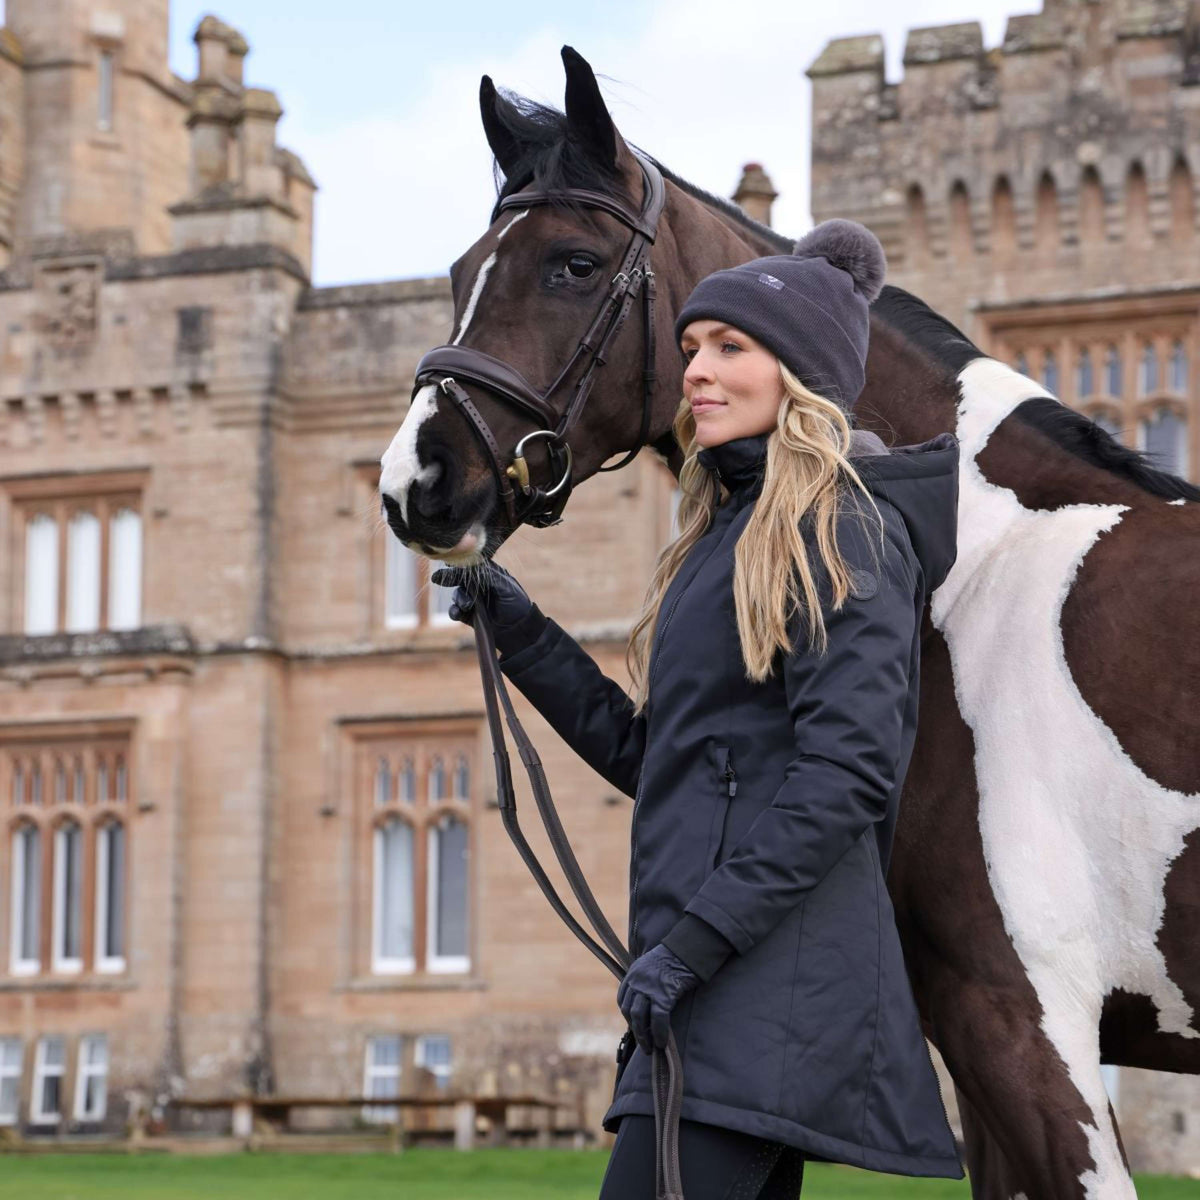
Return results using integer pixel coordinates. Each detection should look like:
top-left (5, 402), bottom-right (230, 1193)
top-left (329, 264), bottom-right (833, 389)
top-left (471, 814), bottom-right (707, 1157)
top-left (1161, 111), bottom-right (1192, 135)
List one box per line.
top-left (436, 219), bottom-right (964, 1198)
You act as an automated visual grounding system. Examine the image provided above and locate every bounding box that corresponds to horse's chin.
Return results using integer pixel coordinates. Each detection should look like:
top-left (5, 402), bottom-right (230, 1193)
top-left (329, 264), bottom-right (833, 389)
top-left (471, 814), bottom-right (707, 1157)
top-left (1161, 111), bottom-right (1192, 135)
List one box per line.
top-left (411, 520), bottom-right (492, 565)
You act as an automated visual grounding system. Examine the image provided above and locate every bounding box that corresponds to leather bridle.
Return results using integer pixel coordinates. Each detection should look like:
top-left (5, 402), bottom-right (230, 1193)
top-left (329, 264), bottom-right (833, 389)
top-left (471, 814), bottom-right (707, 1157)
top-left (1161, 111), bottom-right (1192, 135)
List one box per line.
top-left (411, 152), bottom-right (667, 530)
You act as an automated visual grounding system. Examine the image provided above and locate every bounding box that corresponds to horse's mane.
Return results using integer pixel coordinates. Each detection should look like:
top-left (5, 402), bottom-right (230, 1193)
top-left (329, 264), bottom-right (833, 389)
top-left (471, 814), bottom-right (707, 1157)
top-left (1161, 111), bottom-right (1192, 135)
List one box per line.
top-left (873, 285), bottom-right (1200, 503)
top-left (491, 92), bottom-right (790, 253)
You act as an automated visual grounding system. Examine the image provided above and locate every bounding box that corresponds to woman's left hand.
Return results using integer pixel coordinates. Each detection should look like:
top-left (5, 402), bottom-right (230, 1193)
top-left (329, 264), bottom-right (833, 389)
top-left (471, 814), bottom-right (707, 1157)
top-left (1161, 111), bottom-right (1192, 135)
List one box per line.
top-left (617, 944), bottom-right (701, 1054)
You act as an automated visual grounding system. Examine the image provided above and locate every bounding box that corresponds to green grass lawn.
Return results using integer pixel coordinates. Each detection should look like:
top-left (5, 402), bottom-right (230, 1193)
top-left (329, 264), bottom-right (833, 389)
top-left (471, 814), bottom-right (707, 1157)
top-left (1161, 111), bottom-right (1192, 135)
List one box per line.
top-left (0, 1152), bottom-right (1193, 1199)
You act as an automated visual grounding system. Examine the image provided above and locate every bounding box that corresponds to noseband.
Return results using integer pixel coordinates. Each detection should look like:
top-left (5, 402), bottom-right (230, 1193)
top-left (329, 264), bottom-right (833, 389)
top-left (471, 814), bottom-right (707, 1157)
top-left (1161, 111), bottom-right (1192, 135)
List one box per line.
top-left (412, 153), bottom-right (667, 529)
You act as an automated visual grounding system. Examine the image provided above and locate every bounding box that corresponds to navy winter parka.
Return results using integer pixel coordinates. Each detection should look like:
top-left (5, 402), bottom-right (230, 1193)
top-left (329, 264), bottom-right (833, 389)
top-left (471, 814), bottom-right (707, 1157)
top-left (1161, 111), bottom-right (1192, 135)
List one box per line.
top-left (498, 429), bottom-right (964, 1179)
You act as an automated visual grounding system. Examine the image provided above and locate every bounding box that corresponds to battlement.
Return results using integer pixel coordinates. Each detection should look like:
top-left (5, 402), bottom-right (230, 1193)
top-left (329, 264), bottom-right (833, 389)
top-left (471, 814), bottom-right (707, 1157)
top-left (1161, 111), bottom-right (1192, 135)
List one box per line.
top-left (807, 0), bottom-right (1200, 329)
top-left (903, 21), bottom-right (984, 66)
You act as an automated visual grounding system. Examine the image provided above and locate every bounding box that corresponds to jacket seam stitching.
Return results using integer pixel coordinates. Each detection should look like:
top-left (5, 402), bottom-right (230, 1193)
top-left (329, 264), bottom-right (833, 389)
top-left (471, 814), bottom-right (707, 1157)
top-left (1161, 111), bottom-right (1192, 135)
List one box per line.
top-left (775, 899), bottom-right (806, 1113)
top-left (858, 833), bottom-right (885, 1150)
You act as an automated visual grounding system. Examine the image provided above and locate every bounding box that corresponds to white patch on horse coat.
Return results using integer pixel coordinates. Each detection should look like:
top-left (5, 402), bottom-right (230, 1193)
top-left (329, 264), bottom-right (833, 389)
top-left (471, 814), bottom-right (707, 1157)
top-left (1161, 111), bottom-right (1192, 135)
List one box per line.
top-left (380, 384), bottom-right (440, 522)
top-left (931, 357), bottom-right (1199, 1199)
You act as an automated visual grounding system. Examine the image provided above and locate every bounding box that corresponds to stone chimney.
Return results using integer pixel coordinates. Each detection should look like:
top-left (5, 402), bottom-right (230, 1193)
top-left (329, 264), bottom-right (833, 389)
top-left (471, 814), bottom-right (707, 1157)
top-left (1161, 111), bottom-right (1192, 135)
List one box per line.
top-left (733, 163), bottom-right (778, 227)
top-left (170, 17), bottom-right (317, 277)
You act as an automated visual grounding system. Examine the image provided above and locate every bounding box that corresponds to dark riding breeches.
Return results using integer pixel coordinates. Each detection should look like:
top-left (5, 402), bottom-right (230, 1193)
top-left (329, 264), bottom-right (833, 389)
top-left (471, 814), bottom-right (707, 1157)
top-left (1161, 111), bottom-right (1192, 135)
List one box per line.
top-left (598, 1115), bottom-right (805, 1200)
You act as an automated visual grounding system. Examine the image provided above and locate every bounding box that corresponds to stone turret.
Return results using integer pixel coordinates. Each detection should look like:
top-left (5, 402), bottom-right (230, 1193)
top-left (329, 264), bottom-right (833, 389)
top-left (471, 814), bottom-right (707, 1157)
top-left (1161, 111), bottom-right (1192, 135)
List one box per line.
top-left (169, 17), bottom-right (316, 277)
top-left (732, 163), bottom-right (778, 227)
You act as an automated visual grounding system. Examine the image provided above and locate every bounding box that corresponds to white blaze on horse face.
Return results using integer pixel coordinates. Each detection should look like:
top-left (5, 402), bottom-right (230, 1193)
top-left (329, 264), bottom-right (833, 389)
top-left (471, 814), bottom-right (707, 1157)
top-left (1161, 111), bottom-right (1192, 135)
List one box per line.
top-left (380, 210), bottom-right (532, 525)
top-left (450, 208), bottom-right (529, 346)
top-left (933, 356), bottom-right (1199, 1200)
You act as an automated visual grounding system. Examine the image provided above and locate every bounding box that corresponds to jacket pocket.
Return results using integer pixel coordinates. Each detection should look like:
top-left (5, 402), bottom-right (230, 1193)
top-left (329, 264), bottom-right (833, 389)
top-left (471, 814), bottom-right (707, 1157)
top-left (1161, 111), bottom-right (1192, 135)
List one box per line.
top-left (705, 744), bottom-right (738, 871)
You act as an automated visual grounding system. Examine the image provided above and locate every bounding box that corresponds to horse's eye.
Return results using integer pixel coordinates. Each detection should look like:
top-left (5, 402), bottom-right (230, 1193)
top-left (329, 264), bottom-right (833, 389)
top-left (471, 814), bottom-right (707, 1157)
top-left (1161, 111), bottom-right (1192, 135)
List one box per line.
top-left (566, 254), bottom-right (597, 279)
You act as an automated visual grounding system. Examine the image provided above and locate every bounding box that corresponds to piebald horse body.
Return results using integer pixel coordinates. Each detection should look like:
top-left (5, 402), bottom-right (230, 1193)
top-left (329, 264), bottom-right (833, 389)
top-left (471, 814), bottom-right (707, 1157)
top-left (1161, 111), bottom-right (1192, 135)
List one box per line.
top-left (380, 48), bottom-right (1200, 1199)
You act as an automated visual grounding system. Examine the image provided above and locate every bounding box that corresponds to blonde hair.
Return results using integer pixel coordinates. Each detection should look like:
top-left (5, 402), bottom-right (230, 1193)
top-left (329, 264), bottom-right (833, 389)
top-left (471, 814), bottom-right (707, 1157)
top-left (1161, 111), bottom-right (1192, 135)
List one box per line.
top-left (627, 363), bottom-right (883, 710)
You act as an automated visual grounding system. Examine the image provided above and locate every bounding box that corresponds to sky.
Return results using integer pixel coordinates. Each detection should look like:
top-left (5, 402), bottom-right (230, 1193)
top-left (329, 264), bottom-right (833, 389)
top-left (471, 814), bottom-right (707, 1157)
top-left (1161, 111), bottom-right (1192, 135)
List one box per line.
top-left (26, 1), bottom-right (1039, 286)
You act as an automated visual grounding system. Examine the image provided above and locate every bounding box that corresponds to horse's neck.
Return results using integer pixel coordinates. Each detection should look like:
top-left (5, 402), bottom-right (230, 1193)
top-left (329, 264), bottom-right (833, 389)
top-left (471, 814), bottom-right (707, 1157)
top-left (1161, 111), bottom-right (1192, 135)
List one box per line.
top-left (665, 191), bottom-right (779, 302)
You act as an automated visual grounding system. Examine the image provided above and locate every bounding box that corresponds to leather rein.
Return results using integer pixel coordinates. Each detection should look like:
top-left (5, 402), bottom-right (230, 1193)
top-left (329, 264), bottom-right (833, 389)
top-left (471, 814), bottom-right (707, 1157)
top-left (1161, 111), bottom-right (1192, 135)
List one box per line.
top-left (411, 152), bottom-right (667, 529)
top-left (421, 155), bottom-right (686, 1198)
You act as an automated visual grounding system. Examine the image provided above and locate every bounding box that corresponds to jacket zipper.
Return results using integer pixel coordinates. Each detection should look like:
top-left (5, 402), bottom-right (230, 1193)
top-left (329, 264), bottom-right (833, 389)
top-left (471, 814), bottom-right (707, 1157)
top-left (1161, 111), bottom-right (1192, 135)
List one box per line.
top-left (721, 750), bottom-right (738, 798)
top-left (627, 525), bottom-right (732, 956)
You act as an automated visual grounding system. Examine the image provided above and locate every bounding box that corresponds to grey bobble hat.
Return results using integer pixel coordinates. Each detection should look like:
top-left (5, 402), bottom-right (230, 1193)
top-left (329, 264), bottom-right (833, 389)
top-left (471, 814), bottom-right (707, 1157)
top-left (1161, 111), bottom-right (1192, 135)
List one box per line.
top-left (673, 218), bottom-right (887, 410)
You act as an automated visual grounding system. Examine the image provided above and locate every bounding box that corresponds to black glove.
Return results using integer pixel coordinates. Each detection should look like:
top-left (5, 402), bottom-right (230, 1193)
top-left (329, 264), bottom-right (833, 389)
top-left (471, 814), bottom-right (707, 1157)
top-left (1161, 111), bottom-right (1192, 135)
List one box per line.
top-left (430, 562), bottom-right (547, 656)
top-left (617, 944), bottom-right (701, 1055)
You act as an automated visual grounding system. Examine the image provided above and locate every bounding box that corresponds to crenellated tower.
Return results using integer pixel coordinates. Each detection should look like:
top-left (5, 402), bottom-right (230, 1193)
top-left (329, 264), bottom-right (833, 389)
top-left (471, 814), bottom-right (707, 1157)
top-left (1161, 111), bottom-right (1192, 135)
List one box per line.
top-left (809, 0), bottom-right (1200, 479)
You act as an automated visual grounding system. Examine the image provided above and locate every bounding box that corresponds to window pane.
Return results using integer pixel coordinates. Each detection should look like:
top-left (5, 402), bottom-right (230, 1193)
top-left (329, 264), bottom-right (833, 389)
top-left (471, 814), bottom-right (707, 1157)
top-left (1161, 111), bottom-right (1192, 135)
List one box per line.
top-left (66, 511), bottom-right (101, 633)
top-left (0, 1037), bottom-right (20, 1124)
top-left (375, 759), bottom-right (391, 807)
top-left (376, 820), bottom-right (414, 962)
top-left (57, 823), bottom-right (83, 961)
top-left (108, 508), bottom-right (142, 631)
top-left (25, 514), bottom-right (59, 635)
top-left (385, 538), bottom-right (417, 627)
top-left (369, 1036), bottom-right (401, 1070)
top-left (453, 755), bottom-right (469, 799)
top-left (1041, 351), bottom-right (1058, 395)
top-left (1015, 352), bottom-right (1029, 376)
top-left (42, 1037), bottom-right (64, 1070)
top-left (417, 1034), bottom-right (452, 1070)
top-left (16, 825), bottom-right (42, 964)
top-left (99, 823), bottom-right (126, 960)
top-left (1105, 346), bottom-right (1122, 396)
top-left (1140, 343), bottom-right (1159, 395)
top-left (1141, 410), bottom-right (1187, 475)
top-left (1077, 349), bottom-right (1094, 398)
top-left (84, 1035), bottom-right (108, 1069)
top-left (434, 816), bottom-right (469, 959)
top-left (1170, 340), bottom-right (1187, 393)
top-left (399, 759), bottom-right (415, 805)
top-left (429, 561), bottom-right (454, 624)
top-left (41, 1076), bottom-right (61, 1118)
top-left (428, 757), bottom-right (445, 803)
top-left (363, 1035), bottom-right (401, 1122)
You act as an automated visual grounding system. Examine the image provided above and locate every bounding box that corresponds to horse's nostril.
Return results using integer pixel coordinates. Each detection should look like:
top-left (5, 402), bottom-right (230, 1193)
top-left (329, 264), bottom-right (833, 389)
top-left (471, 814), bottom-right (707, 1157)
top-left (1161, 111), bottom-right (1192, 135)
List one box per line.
top-left (380, 492), bottom-right (402, 520)
top-left (410, 474), bottom-right (448, 521)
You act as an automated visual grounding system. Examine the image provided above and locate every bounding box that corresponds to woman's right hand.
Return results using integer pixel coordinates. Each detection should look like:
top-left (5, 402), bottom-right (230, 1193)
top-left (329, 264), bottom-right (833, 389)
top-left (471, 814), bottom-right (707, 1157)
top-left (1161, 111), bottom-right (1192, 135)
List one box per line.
top-left (430, 562), bottom-right (547, 654)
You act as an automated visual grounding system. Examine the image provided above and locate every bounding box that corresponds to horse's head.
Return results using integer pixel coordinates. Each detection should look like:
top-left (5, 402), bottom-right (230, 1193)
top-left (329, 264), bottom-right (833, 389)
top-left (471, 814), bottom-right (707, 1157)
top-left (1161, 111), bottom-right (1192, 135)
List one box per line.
top-left (380, 47), bottom-right (680, 563)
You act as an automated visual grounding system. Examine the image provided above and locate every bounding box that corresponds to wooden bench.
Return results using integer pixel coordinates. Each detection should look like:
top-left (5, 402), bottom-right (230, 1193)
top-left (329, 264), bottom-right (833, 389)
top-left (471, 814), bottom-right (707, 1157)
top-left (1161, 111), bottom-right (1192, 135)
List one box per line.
top-left (169, 1093), bottom-right (564, 1150)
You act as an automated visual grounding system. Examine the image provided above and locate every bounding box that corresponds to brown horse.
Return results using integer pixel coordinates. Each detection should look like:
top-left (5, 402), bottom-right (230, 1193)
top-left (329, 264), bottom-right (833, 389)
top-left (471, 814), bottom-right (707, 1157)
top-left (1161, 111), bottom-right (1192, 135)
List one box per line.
top-left (379, 47), bottom-right (1200, 1199)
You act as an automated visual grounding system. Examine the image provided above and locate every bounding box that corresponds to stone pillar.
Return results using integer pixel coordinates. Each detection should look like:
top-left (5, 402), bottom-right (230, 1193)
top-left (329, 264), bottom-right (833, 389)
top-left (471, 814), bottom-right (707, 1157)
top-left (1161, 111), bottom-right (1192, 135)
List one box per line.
top-left (239, 89), bottom-right (285, 201)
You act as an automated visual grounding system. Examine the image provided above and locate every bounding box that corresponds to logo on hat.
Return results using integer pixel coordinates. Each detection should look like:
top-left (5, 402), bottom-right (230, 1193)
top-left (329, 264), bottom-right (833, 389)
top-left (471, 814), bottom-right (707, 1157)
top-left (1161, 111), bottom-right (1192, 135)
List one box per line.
top-left (757, 273), bottom-right (785, 290)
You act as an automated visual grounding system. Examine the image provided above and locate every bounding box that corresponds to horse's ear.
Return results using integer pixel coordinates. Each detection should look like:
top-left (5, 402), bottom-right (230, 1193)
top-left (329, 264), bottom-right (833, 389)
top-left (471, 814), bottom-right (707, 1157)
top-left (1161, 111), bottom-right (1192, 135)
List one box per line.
top-left (561, 45), bottom-right (620, 171)
top-left (479, 75), bottom-right (523, 179)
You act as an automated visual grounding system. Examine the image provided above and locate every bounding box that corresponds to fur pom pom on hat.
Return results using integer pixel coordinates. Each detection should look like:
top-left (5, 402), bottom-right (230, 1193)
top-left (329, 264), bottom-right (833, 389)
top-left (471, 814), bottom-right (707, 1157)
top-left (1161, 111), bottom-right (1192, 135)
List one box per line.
top-left (674, 218), bottom-right (887, 411)
top-left (791, 218), bottom-right (886, 304)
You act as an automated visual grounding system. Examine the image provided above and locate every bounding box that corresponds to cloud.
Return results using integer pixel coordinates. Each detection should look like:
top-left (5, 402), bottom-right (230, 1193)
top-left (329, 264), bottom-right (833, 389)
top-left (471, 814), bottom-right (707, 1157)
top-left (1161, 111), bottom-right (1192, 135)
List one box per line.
top-left (286, 0), bottom-right (1025, 285)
